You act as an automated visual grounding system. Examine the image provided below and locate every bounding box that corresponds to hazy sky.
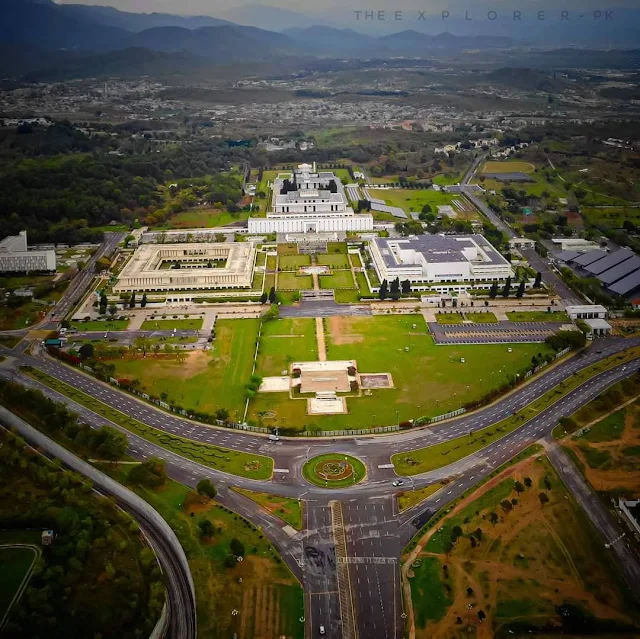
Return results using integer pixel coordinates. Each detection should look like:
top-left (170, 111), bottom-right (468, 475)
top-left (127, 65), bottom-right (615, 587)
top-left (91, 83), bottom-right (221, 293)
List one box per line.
top-left (56, 0), bottom-right (639, 16)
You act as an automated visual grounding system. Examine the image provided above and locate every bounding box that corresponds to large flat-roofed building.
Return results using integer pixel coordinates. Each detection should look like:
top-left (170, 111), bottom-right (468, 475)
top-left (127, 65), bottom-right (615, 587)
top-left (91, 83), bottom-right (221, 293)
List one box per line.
top-left (0, 231), bottom-right (56, 273)
top-left (248, 163), bottom-right (373, 234)
top-left (370, 234), bottom-right (513, 286)
top-left (113, 242), bottom-right (255, 293)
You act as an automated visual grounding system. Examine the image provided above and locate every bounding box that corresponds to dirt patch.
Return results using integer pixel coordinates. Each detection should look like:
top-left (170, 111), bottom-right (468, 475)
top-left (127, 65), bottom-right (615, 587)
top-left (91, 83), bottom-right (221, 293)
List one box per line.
top-left (327, 316), bottom-right (365, 345)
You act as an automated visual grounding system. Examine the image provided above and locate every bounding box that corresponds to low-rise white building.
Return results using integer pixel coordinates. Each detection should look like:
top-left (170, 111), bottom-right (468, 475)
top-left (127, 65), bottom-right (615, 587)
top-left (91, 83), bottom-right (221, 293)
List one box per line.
top-left (565, 304), bottom-right (608, 320)
top-left (0, 231), bottom-right (56, 273)
top-left (370, 234), bottom-right (513, 289)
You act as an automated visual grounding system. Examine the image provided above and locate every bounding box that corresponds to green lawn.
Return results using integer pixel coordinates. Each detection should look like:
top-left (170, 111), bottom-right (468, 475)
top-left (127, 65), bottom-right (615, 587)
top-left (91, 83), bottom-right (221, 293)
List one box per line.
top-left (319, 271), bottom-right (356, 289)
top-left (256, 318), bottom-right (317, 376)
top-left (465, 312), bottom-right (498, 323)
top-left (140, 318), bottom-right (203, 331)
top-left (392, 348), bottom-right (638, 475)
top-left (582, 409), bottom-right (626, 443)
top-left (156, 208), bottom-right (250, 229)
top-left (302, 453), bottom-right (367, 488)
top-left (506, 311), bottom-right (569, 323)
top-left (317, 254), bottom-right (350, 269)
top-left (435, 313), bottom-right (464, 325)
top-left (70, 319), bottom-right (130, 331)
top-left (0, 546), bottom-right (38, 621)
top-left (233, 487), bottom-right (303, 530)
top-left (409, 557), bottom-right (453, 626)
top-left (278, 254), bottom-right (310, 271)
top-left (277, 272), bottom-right (313, 291)
top-left (367, 188), bottom-right (454, 213)
top-left (249, 315), bottom-right (551, 432)
top-left (111, 319), bottom-right (259, 418)
top-left (334, 290), bottom-right (360, 304)
top-left (481, 160), bottom-right (536, 174)
top-left (27, 367), bottom-right (273, 480)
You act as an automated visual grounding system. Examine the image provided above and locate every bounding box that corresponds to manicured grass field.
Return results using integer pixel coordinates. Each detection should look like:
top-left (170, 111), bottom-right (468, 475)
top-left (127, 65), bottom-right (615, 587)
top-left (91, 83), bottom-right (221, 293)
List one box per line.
top-left (481, 160), bottom-right (536, 174)
top-left (233, 487), bottom-right (303, 530)
top-left (302, 453), bottom-right (366, 488)
top-left (277, 272), bottom-right (313, 291)
top-left (256, 318), bottom-right (317, 376)
top-left (319, 271), bottom-right (356, 289)
top-left (116, 475), bottom-right (304, 638)
top-left (27, 367), bottom-right (273, 480)
top-left (317, 253), bottom-right (350, 269)
top-left (465, 312), bottom-right (498, 323)
top-left (156, 208), bottom-right (250, 229)
top-left (111, 318), bottom-right (260, 417)
top-left (0, 545), bottom-right (38, 621)
top-left (249, 315), bottom-right (551, 432)
top-left (392, 347), bottom-right (639, 475)
top-left (367, 188), bottom-right (454, 213)
top-left (409, 557), bottom-right (453, 626)
top-left (279, 254), bottom-right (310, 271)
top-left (506, 311), bottom-right (569, 322)
top-left (435, 313), bottom-right (464, 325)
top-left (140, 318), bottom-right (203, 331)
top-left (334, 290), bottom-right (360, 304)
top-left (397, 483), bottom-right (444, 513)
top-left (70, 319), bottom-right (130, 331)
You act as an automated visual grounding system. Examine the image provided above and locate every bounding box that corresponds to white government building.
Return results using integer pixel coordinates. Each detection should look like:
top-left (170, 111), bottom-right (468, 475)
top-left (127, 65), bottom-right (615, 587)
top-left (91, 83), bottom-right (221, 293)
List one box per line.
top-left (0, 231), bottom-right (56, 273)
top-left (370, 234), bottom-right (514, 292)
top-left (248, 163), bottom-right (373, 234)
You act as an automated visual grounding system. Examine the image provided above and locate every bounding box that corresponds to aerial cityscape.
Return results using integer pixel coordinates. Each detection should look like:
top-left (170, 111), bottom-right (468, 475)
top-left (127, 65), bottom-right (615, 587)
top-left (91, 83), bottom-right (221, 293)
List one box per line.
top-left (0, 0), bottom-right (639, 638)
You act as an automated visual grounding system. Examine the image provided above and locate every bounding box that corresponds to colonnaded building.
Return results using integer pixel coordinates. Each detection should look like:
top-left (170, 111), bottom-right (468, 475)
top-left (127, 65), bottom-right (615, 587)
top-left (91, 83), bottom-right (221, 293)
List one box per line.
top-left (369, 234), bottom-right (514, 292)
top-left (0, 231), bottom-right (56, 273)
top-left (113, 242), bottom-right (255, 293)
top-left (247, 163), bottom-right (374, 234)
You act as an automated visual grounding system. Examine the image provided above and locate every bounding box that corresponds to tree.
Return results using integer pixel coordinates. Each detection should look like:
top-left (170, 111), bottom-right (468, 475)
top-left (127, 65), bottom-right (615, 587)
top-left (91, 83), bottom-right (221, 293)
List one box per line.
top-left (198, 520), bottom-right (214, 538)
top-left (534, 271), bottom-right (542, 288)
top-left (130, 458), bottom-right (167, 487)
top-left (516, 280), bottom-right (525, 298)
top-left (268, 286), bottom-right (276, 304)
top-left (260, 292), bottom-right (268, 304)
top-left (514, 481), bottom-right (525, 494)
top-left (500, 499), bottom-right (513, 513)
top-left (78, 343), bottom-right (94, 360)
top-left (94, 425), bottom-right (128, 460)
top-left (390, 277), bottom-right (400, 300)
top-left (467, 587), bottom-right (474, 597)
top-left (379, 279), bottom-right (388, 300)
top-left (108, 304), bottom-right (117, 316)
top-left (502, 276), bottom-right (512, 298)
top-left (421, 203), bottom-right (432, 215)
top-left (141, 293), bottom-right (148, 308)
top-left (196, 479), bottom-right (217, 500)
top-left (489, 512), bottom-right (499, 525)
top-left (489, 282), bottom-right (498, 299)
top-left (99, 292), bottom-right (108, 315)
top-left (401, 279), bottom-right (411, 294)
top-left (129, 291), bottom-right (136, 308)
top-left (524, 477), bottom-right (532, 488)
top-left (230, 538), bottom-right (245, 557)
top-left (538, 492), bottom-right (549, 505)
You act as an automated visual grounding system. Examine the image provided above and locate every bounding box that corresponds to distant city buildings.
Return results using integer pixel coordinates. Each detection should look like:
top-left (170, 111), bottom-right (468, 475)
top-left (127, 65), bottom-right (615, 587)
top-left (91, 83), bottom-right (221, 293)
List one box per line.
top-left (0, 231), bottom-right (56, 273)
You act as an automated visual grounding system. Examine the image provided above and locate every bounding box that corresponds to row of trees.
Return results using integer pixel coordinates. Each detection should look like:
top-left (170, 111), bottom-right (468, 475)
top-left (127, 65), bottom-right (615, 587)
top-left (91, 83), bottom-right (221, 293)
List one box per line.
top-left (378, 277), bottom-right (411, 300)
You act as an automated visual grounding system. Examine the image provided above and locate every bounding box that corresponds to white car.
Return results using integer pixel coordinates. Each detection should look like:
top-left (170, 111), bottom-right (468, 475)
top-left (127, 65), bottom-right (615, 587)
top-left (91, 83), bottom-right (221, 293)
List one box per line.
top-left (392, 479), bottom-right (404, 487)
top-left (319, 625), bottom-right (326, 635)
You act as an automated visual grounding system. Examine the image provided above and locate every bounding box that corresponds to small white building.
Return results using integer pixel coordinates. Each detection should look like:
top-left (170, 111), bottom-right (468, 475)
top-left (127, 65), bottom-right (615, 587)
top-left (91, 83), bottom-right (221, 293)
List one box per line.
top-left (0, 231), bottom-right (56, 273)
top-left (509, 237), bottom-right (536, 250)
top-left (565, 304), bottom-right (608, 320)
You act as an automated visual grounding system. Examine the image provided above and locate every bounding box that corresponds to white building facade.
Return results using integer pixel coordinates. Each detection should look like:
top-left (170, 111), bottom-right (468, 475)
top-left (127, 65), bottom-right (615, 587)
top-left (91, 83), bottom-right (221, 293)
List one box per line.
top-left (0, 231), bottom-right (56, 273)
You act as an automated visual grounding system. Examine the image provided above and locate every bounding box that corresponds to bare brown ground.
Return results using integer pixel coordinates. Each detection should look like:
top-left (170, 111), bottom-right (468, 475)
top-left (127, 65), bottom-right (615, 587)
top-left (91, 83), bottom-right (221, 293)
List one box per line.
top-left (327, 316), bottom-right (364, 345)
top-left (565, 405), bottom-right (640, 493)
top-left (406, 456), bottom-right (632, 639)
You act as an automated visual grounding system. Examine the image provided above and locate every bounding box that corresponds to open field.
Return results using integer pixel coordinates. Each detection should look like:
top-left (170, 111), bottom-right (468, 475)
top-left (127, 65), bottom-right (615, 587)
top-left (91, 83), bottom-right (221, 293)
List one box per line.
top-left (233, 488), bottom-right (303, 530)
top-left (405, 454), bottom-right (639, 638)
top-left (435, 313), bottom-right (464, 325)
top-left (156, 208), bottom-right (250, 229)
top-left (110, 319), bottom-right (259, 417)
top-left (0, 545), bottom-right (38, 622)
top-left (506, 311), bottom-right (569, 322)
top-left (249, 315), bottom-right (551, 432)
top-left (140, 318), bottom-right (203, 331)
top-left (392, 348), bottom-right (639, 475)
top-left (367, 188), bottom-right (454, 213)
top-left (319, 271), bottom-right (355, 289)
top-left (481, 160), bottom-right (536, 174)
top-left (256, 318), bottom-right (317, 377)
top-left (70, 319), bottom-right (130, 331)
top-left (27, 367), bottom-right (273, 479)
top-left (109, 472), bottom-right (304, 639)
top-left (277, 272), bottom-right (313, 291)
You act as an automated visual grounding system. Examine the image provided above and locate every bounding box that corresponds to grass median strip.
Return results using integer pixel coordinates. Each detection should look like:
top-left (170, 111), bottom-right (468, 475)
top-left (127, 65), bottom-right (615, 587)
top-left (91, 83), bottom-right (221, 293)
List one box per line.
top-left (232, 487), bottom-right (303, 530)
top-left (392, 348), bottom-right (640, 476)
top-left (25, 368), bottom-right (273, 480)
top-left (397, 483), bottom-right (444, 513)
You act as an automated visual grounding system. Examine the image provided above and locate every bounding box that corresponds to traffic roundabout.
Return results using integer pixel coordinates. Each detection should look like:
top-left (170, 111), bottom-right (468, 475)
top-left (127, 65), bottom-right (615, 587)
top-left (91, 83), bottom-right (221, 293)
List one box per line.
top-left (302, 453), bottom-right (367, 488)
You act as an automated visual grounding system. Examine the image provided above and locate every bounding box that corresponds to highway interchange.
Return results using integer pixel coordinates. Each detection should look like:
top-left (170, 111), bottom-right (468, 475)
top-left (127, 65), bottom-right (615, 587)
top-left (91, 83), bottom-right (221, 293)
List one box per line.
top-left (1, 228), bottom-right (640, 638)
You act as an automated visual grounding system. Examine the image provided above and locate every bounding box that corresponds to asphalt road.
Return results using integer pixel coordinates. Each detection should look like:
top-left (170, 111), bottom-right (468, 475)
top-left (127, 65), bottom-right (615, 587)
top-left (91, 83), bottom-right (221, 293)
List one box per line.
top-left (520, 247), bottom-right (582, 303)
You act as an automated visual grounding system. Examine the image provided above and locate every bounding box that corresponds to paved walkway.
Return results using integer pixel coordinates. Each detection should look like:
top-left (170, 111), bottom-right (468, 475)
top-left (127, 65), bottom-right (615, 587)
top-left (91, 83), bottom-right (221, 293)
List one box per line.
top-left (316, 317), bottom-right (327, 361)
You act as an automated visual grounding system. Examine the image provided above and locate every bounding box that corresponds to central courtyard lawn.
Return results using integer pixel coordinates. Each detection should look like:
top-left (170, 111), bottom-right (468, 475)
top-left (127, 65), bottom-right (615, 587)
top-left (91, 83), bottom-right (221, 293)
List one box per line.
top-left (277, 272), bottom-right (313, 291)
top-left (435, 313), bottom-right (464, 325)
top-left (317, 253), bottom-right (350, 269)
top-left (109, 318), bottom-right (259, 418)
top-left (279, 254), bottom-right (310, 271)
top-left (319, 271), bottom-right (356, 289)
top-left (465, 311), bottom-right (498, 323)
top-left (367, 188), bottom-right (454, 213)
top-left (140, 318), bottom-right (203, 331)
top-left (247, 315), bottom-right (551, 432)
top-left (507, 311), bottom-right (569, 323)
top-left (256, 318), bottom-right (317, 377)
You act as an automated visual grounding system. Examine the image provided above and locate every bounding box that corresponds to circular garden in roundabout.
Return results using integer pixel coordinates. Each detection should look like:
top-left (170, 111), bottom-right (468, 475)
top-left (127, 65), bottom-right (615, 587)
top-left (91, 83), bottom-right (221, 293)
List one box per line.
top-left (302, 453), bottom-right (367, 488)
